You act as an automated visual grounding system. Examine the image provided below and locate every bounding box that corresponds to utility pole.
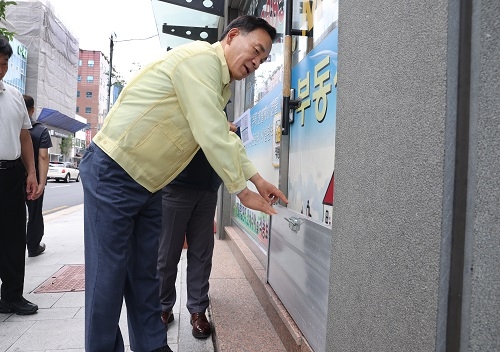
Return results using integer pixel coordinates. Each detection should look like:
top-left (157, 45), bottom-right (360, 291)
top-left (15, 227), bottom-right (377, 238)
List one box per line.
top-left (105, 33), bottom-right (158, 115)
top-left (107, 33), bottom-right (116, 115)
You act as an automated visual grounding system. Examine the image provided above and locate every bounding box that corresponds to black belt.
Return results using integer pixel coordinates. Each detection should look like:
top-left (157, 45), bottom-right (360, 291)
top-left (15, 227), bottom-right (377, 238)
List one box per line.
top-left (0, 158), bottom-right (21, 170)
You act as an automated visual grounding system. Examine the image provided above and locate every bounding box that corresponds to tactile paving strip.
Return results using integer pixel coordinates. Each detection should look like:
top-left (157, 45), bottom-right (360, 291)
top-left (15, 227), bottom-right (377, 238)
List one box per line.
top-left (34, 265), bottom-right (85, 293)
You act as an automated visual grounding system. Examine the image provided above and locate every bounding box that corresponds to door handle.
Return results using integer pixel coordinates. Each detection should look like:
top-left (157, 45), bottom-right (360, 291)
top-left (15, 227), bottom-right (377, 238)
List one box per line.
top-left (284, 217), bottom-right (304, 232)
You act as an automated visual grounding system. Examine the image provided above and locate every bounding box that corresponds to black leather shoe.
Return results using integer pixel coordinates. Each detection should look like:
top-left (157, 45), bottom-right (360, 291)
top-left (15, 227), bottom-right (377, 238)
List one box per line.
top-left (160, 310), bottom-right (174, 330)
top-left (28, 242), bottom-right (46, 257)
top-left (151, 345), bottom-right (173, 352)
top-left (190, 312), bottom-right (212, 339)
top-left (0, 299), bottom-right (12, 313)
top-left (0, 297), bottom-right (38, 315)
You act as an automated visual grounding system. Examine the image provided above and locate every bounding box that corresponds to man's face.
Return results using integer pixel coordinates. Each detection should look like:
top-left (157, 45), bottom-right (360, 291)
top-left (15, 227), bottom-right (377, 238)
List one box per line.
top-left (224, 28), bottom-right (273, 81)
top-left (0, 54), bottom-right (9, 81)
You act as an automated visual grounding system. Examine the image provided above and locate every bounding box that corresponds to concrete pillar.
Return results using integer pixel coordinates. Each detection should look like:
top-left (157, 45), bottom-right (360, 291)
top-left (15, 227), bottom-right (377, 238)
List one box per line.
top-left (325, 0), bottom-right (499, 351)
top-left (461, 0), bottom-right (500, 350)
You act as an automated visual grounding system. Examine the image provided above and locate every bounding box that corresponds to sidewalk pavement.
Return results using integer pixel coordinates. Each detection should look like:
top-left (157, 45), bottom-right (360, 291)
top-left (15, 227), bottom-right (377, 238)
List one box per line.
top-left (0, 204), bottom-right (289, 352)
top-left (0, 204), bottom-right (213, 352)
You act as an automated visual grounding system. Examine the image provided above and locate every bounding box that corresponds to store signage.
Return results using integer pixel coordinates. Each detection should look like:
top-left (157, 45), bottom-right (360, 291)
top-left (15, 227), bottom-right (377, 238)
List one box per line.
top-left (259, 0), bottom-right (284, 27)
top-left (85, 129), bottom-right (92, 147)
top-left (17, 45), bottom-right (28, 59)
top-left (248, 0), bottom-right (284, 31)
top-left (49, 129), bottom-right (69, 138)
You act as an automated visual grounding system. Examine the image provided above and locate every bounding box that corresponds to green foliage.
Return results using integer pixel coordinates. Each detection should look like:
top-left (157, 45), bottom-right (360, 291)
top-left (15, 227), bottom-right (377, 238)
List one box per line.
top-left (0, 1), bottom-right (17, 40)
top-left (60, 137), bottom-right (73, 157)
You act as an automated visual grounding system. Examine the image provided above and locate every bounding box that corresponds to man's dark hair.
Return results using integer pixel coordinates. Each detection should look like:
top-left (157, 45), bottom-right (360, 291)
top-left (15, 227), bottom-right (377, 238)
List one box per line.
top-left (219, 15), bottom-right (277, 43)
top-left (23, 94), bottom-right (35, 110)
top-left (0, 36), bottom-right (13, 58)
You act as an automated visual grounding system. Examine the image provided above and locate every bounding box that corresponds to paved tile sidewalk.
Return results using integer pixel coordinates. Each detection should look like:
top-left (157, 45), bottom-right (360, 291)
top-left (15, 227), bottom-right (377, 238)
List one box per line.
top-left (0, 204), bottom-right (214, 352)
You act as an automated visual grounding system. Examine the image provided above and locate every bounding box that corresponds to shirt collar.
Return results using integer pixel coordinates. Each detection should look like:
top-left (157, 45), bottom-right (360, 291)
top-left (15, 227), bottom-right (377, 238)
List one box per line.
top-left (212, 42), bottom-right (230, 85)
top-left (0, 80), bottom-right (5, 93)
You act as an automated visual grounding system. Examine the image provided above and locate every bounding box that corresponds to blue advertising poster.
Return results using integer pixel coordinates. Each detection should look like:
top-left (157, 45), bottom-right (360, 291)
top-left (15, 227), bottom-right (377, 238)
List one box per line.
top-left (288, 28), bottom-right (337, 226)
top-left (233, 84), bottom-right (282, 252)
top-left (232, 27), bottom-right (338, 250)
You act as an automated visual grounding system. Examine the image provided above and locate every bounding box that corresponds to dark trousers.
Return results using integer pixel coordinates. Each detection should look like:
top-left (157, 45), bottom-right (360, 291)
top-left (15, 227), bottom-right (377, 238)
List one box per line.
top-left (0, 165), bottom-right (27, 301)
top-left (79, 143), bottom-right (166, 352)
top-left (26, 190), bottom-right (45, 252)
top-left (158, 184), bottom-right (217, 314)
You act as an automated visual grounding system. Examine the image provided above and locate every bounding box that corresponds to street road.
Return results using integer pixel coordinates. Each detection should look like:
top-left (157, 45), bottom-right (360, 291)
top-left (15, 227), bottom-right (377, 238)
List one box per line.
top-left (42, 179), bottom-right (84, 215)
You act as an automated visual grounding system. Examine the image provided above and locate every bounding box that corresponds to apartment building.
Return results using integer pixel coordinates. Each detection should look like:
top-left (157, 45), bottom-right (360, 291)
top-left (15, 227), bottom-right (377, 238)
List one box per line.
top-left (77, 49), bottom-right (108, 142)
top-left (5, 0), bottom-right (88, 163)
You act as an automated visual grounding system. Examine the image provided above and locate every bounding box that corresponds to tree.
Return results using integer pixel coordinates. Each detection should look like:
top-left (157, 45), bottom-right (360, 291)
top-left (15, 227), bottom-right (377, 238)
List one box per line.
top-left (59, 137), bottom-right (73, 159)
top-left (0, 1), bottom-right (16, 40)
top-left (111, 66), bottom-right (125, 88)
top-left (129, 61), bottom-right (142, 75)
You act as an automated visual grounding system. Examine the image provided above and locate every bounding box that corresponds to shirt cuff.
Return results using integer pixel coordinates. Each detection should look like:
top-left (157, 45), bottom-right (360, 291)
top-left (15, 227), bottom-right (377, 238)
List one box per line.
top-left (234, 187), bottom-right (246, 195)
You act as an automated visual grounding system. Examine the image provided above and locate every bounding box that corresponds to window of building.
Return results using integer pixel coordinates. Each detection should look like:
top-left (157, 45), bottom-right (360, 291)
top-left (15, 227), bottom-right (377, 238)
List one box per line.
top-left (78, 59), bottom-right (82, 66)
top-left (88, 60), bottom-right (94, 67)
top-left (77, 91), bottom-right (80, 97)
top-left (87, 76), bottom-right (94, 83)
top-left (86, 91), bottom-right (92, 98)
top-left (78, 75), bottom-right (81, 82)
top-left (85, 107), bottom-right (91, 114)
top-left (76, 106), bottom-right (80, 113)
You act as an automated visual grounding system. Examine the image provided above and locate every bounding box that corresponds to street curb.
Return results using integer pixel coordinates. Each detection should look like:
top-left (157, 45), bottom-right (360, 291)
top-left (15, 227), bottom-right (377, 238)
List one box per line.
top-left (44, 203), bottom-right (84, 222)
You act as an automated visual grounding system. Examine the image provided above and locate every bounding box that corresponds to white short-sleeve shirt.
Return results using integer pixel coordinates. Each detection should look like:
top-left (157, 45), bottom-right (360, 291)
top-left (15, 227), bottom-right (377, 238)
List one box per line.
top-left (0, 81), bottom-right (32, 160)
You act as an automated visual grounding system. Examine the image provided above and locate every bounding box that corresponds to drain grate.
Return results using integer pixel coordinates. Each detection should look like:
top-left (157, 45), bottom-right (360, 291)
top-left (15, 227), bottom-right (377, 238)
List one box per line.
top-left (34, 265), bottom-right (85, 293)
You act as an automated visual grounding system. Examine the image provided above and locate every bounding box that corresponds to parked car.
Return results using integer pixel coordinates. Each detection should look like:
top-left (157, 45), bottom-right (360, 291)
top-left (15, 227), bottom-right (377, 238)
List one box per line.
top-left (47, 162), bottom-right (80, 183)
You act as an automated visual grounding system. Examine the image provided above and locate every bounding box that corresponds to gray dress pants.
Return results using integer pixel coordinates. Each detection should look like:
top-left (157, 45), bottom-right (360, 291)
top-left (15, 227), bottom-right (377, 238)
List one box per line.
top-left (158, 184), bottom-right (217, 314)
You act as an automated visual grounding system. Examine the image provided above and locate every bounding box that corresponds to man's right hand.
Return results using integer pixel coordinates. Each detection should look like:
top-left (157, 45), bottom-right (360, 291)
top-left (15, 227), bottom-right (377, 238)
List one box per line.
top-left (248, 173), bottom-right (288, 206)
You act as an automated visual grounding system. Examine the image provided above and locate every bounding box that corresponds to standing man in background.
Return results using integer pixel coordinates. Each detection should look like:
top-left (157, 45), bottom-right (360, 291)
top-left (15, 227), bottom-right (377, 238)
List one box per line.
top-left (158, 122), bottom-right (239, 340)
top-left (23, 95), bottom-right (53, 257)
top-left (0, 36), bottom-right (39, 315)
